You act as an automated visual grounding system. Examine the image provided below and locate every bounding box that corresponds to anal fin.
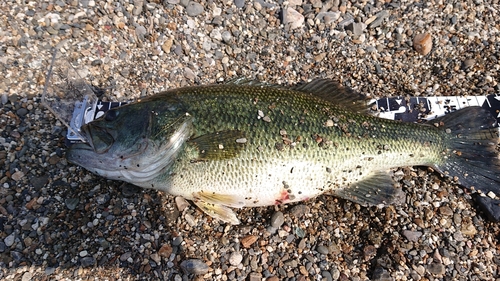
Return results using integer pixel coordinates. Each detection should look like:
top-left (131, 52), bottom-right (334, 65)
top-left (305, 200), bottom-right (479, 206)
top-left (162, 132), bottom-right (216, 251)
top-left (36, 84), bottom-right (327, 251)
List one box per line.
top-left (193, 199), bottom-right (241, 225)
top-left (333, 171), bottom-right (404, 207)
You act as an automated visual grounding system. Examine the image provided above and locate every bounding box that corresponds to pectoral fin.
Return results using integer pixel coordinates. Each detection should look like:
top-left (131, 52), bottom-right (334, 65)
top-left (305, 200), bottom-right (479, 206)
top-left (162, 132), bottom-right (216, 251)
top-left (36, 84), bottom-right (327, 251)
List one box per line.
top-left (333, 171), bottom-right (405, 207)
top-left (193, 199), bottom-right (241, 225)
top-left (189, 130), bottom-right (247, 160)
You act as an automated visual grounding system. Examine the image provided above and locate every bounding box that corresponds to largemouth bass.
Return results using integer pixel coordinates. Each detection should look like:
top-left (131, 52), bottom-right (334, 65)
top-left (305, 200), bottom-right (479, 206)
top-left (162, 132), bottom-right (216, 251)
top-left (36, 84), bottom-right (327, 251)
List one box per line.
top-left (66, 79), bottom-right (500, 224)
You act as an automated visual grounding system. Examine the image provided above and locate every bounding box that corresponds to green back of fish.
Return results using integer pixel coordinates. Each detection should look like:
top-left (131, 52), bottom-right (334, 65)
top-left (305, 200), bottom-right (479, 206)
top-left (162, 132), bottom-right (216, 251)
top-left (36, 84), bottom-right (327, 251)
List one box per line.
top-left (152, 83), bottom-right (446, 167)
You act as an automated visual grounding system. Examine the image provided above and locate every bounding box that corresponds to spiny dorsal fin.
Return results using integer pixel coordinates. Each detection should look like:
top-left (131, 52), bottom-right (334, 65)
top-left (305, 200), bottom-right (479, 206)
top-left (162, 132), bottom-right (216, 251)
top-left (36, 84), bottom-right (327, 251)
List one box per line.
top-left (189, 130), bottom-right (247, 160)
top-left (225, 77), bottom-right (270, 87)
top-left (294, 78), bottom-right (368, 113)
top-left (226, 77), bottom-right (368, 112)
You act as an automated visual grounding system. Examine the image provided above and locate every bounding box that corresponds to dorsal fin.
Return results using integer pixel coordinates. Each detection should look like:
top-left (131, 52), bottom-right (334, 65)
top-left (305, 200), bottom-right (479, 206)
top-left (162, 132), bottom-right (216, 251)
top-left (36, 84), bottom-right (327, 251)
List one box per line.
top-left (293, 78), bottom-right (368, 112)
top-left (225, 77), bottom-right (269, 87)
top-left (226, 77), bottom-right (368, 112)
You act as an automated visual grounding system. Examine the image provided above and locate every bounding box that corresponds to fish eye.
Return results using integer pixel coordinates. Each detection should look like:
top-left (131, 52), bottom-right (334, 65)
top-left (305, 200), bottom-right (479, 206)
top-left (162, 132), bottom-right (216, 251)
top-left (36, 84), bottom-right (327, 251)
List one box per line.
top-left (105, 110), bottom-right (119, 121)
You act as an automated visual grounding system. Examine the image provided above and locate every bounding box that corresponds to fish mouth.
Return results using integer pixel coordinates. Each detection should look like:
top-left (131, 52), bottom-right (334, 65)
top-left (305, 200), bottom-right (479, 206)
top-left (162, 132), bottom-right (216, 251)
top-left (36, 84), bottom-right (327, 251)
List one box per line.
top-left (66, 141), bottom-right (94, 166)
top-left (81, 123), bottom-right (116, 154)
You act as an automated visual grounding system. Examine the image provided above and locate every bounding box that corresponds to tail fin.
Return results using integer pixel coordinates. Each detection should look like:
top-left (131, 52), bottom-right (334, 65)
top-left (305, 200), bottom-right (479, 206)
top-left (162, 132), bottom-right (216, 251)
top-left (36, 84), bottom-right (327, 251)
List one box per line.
top-left (434, 107), bottom-right (500, 221)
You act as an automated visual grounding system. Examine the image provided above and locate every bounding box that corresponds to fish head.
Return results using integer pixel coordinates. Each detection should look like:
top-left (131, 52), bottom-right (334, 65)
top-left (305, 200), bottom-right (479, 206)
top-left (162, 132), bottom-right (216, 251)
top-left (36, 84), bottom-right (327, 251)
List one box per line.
top-left (66, 98), bottom-right (193, 184)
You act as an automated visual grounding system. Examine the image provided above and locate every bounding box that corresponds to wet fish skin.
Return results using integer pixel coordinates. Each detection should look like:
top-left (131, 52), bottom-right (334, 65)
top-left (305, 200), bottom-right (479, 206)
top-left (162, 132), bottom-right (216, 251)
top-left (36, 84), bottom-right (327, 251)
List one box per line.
top-left (66, 79), bottom-right (500, 224)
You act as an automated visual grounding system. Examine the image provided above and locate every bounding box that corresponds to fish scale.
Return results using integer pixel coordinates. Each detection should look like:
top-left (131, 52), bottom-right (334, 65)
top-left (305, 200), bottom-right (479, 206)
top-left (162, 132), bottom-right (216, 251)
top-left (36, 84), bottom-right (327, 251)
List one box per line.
top-left (66, 79), bottom-right (500, 224)
top-left (153, 84), bottom-right (444, 211)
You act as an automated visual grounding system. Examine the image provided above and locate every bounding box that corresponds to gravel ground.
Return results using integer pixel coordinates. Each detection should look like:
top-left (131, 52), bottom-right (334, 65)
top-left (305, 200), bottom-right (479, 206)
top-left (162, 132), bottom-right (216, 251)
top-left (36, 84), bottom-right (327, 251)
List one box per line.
top-left (1, 0), bottom-right (500, 280)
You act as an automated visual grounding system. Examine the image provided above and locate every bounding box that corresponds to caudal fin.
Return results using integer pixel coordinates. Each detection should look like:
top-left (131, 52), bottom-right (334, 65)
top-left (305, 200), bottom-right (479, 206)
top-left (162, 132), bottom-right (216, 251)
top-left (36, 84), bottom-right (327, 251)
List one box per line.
top-left (434, 107), bottom-right (500, 221)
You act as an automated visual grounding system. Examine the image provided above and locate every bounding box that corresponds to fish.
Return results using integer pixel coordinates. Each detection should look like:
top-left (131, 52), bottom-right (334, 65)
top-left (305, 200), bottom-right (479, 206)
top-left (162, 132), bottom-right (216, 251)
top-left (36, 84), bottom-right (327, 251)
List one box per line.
top-left (66, 79), bottom-right (500, 224)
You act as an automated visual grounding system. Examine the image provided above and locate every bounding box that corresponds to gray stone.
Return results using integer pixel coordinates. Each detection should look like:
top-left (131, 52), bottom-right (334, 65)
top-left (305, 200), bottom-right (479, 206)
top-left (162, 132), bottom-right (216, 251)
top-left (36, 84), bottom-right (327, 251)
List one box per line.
top-left (11, 251), bottom-right (23, 261)
top-left (121, 183), bottom-right (141, 197)
top-left (463, 59), bottom-right (475, 69)
top-left (81, 256), bottom-right (96, 267)
top-left (290, 204), bottom-right (309, 218)
top-left (135, 25), bottom-right (147, 40)
top-left (369, 10), bottom-right (389, 28)
top-left (316, 245), bottom-right (329, 255)
top-left (4, 233), bottom-right (15, 247)
top-left (180, 259), bottom-right (209, 275)
top-left (234, 0), bottom-right (245, 8)
top-left (184, 67), bottom-right (196, 80)
top-left (372, 266), bottom-right (393, 281)
top-left (322, 271), bottom-right (333, 281)
top-left (120, 252), bottom-right (132, 261)
top-left (30, 175), bottom-right (49, 189)
top-left (1, 94), bottom-right (8, 105)
top-left (120, 68), bottom-right (130, 77)
top-left (65, 198), bottom-right (79, 210)
top-left (173, 236), bottom-right (183, 246)
top-left (16, 108), bottom-right (28, 117)
top-left (346, 22), bottom-right (366, 37)
top-left (315, 12), bottom-right (341, 24)
top-left (221, 30), bottom-right (232, 43)
top-left (427, 263), bottom-right (445, 276)
top-left (402, 230), bottom-right (422, 242)
top-left (133, 0), bottom-right (144, 16)
top-left (270, 211), bottom-right (284, 228)
top-left (186, 2), bottom-right (204, 17)
top-left (45, 267), bottom-right (56, 275)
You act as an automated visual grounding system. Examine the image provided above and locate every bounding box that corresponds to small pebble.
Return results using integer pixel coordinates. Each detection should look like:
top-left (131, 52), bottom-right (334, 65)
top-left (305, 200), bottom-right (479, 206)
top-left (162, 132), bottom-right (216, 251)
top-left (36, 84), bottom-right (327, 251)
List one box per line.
top-left (241, 235), bottom-right (258, 248)
top-left (11, 171), bottom-right (24, 181)
top-left (316, 245), bottom-right (329, 255)
top-left (16, 108), bottom-right (28, 117)
top-left (234, 0), bottom-right (245, 8)
top-left (80, 257), bottom-right (96, 267)
top-left (283, 7), bottom-right (304, 29)
top-left (427, 263), bottom-right (446, 276)
top-left (248, 272), bottom-right (261, 281)
top-left (120, 252), bottom-right (132, 261)
top-left (463, 59), bottom-right (475, 69)
top-left (180, 259), bottom-right (209, 275)
top-left (172, 236), bottom-right (183, 246)
top-left (175, 197), bottom-right (190, 212)
top-left (21, 272), bottom-right (32, 281)
top-left (4, 233), bottom-right (15, 247)
top-left (402, 230), bottom-right (422, 242)
top-left (413, 33), bottom-right (432, 55)
top-left (290, 204), bottom-right (309, 218)
top-left (65, 198), bottom-right (79, 210)
top-left (270, 211), bottom-right (285, 228)
top-left (368, 10), bottom-right (389, 28)
top-left (186, 2), bottom-right (204, 17)
top-left (229, 252), bottom-right (243, 265)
